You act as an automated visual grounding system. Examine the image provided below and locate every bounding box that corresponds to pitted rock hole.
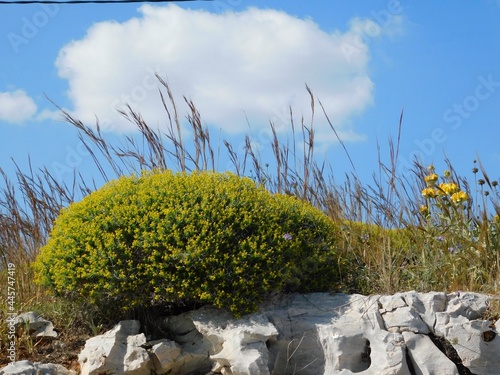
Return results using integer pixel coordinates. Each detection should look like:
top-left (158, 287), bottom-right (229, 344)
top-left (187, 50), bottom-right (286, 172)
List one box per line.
top-left (339, 337), bottom-right (371, 373)
top-left (359, 338), bottom-right (371, 371)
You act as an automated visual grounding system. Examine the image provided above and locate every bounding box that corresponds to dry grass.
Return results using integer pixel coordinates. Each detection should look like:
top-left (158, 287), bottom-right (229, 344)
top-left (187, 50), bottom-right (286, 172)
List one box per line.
top-left (1, 78), bottom-right (499, 364)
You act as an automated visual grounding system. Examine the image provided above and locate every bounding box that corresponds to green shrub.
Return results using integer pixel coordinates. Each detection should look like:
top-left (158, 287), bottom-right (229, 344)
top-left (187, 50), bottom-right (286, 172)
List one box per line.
top-left (33, 171), bottom-right (349, 315)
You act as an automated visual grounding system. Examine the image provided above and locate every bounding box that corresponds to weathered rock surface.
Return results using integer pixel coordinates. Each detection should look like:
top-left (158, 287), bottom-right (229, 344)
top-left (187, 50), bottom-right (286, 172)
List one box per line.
top-left (14, 311), bottom-right (58, 338)
top-left (2, 292), bottom-right (498, 375)
top-left (78, 320), bottom-right (152, 375)
top-left (189, 309), bottom-right (278, 374)
top-left (402, 332), bottom-right (459, 375)
top-left (0, 360), bottom-right (75, 375)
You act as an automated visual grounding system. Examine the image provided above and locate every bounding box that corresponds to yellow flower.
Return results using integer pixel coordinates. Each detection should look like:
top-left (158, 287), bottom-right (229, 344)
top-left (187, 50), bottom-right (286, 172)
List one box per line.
top-left (419, 205), bottom-right (430, 216)
top-left (424, 173), bottom-right (439, 186)
top-left (438, 183), bottom-right (459, 195)
top-left (451, 191), bottom-right (468, 203)
top-left (421, 187), bottom-right (437, 198)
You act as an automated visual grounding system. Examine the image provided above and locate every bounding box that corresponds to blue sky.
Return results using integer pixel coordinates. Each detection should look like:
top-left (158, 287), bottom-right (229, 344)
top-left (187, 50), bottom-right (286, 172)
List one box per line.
top-left (1, 0), bottom-right (500, 194)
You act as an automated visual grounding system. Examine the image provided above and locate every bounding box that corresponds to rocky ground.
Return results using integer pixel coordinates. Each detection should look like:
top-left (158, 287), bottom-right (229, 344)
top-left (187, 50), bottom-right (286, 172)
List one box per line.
top-left (0, 305), bottom-right (176, 373)
top-left (0, 327), bottom-right (87, 372)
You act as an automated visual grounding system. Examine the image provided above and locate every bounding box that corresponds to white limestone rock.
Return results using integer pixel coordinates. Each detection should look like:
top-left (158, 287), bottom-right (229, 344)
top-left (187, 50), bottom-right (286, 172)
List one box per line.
top-left (319, 294), bottom-right (410, 375)
top-left (438, 318), bottom-right (499, 375)
top-left (263, 293), bottom-right (352, 375)
top-left (15, 311), bottom-right (58, 338)
top-left (70, 292), bottom-right (497, 375)
top-left (264, 293), bottom-right (412, 375)
top-left (147, 338), bottom-right (208, 375)
top-left (148, 338), bottom-right (182, 372)
top-left (382, 306), bottom-right (430, 334)
top-left (379, 293), bottom-right (430, 334)
top-left (78, 320), bottom-right (152, 375)
top-left (0, 360), bottom-right (75, 375)
top-left (403, 291), bottom-right (447, 330)
top-left (189, 308), bottom-right (278, 375)
top-left (402, 332), bottom-right (459, 375)
top-left (446, 292), bottom-right (489, 319)
top-left (431, 292), bottom-right (498, 375)
top-left (161, 312), bottom-right (215, 374)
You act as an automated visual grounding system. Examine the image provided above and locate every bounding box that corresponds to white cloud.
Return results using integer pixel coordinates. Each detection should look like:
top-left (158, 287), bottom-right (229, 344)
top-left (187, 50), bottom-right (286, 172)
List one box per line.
top-left (56, 5), bottom-right (388, 143)
top-left (36, 108), bottom-right (62, 122)
top-left (0, 90), bottom-right (37, 124)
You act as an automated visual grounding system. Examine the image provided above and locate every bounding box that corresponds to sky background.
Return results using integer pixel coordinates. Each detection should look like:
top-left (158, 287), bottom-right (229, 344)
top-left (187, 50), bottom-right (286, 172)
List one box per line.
top-left (1, 0), bottom-right (500, 198)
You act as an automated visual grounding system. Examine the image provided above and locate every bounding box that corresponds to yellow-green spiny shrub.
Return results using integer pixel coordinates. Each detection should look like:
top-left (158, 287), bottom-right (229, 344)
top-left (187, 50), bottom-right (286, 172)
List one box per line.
top-left (33, 171), bottom-right (349, 315)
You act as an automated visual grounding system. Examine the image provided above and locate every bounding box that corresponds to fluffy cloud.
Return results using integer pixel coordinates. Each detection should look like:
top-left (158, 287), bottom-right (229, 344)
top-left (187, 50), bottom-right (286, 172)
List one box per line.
top-left (0, 90), bottom-right (37, 124)
top-left (56, 4), bottom-right (389, 143)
